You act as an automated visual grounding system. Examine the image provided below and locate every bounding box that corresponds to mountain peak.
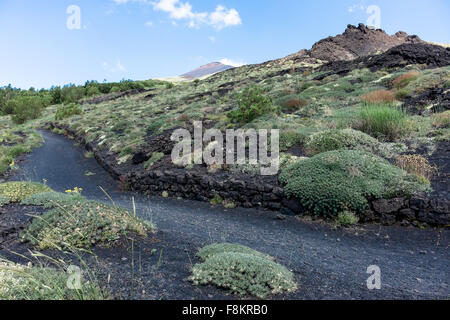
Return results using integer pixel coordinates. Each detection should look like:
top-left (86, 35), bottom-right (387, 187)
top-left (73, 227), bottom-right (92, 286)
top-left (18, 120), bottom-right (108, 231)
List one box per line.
top-left (181, 62), bottom-right (234, 79)
top-left (308, 23), bottom-right (425, 62)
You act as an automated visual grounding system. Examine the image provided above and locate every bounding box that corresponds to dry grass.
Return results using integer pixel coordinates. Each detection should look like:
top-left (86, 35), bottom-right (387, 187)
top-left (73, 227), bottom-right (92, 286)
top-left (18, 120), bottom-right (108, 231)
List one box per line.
top-left (361, 90), bottom-right (395, 104)
top-left (282, 98), bottom-right (308, 113)
top-left (395, 154), bottom-right (436, 184)
top-left (393, 71), bottom-right (419, 89)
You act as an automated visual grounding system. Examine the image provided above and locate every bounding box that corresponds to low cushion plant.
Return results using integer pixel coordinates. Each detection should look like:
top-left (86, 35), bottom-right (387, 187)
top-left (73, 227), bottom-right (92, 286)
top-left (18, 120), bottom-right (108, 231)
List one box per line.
top-left (22, 200), bottom-right (156, 250)
top-left (279, 150), bottom-right (429, 217)
top-left (305, 129), bottom-right (381, 156)
top-left (0, 182), bottom-right (53, 203)
top-left (189, 243), bottom-right (297, 299)
top-left (21, 192), bottom-right (84, 209)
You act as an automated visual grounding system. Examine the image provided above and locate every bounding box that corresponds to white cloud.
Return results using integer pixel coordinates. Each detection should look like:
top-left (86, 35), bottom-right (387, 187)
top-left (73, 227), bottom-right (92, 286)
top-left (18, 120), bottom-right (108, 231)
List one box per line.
top-left (208, 36), bottom-right (216, 43)
top-left (113, 0), bottom-right (242, 30)
top-left (145, 21), bottom-right (154, 27)
top-left (348, 1), bottom-right (366, 13)
top-left (219, 58), bottom-right (246, 67)
top-left (103, 60), bottom-right (128, 73)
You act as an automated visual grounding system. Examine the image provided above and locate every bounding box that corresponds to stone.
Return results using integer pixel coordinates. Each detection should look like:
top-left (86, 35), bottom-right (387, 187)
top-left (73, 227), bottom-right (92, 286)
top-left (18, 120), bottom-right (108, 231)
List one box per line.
top-left (410, 196), bottom-right (430, 211)
top-left (372, 198), bottom-right (405, 214)
top-left (430, 199), bottom-right (450, 214)
top-left (399, 209), bottom-right (416, 220)
top-left (417, 211), bottom-right (450, 226)
top-left (380, 213), bottom-right (396, 226)
top-left (281, 198), bottom-right (305, 215)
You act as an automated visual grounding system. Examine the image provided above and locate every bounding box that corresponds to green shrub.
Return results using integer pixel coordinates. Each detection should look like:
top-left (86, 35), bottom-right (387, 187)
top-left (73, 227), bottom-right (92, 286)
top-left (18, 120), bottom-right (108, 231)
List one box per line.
top-left (8, 96), bottom-right (45, 124)
top-left (227, 86), bottom-right (277, 124)
top-left (280, 150), bottom-right (429, 217)
top-left (22, 200), bottom-right (156, 250)
top-left (305, 129), bottom-right (380, 156)
top-left (358, 104), bottom-right (411, 141)
top-left (0, 195), bottom-right (10, 206)
top-left (0, 182), bottom-right (53, 203)
top-left (55, 103), bottom-right (83, 120)
top-left (144, 152), bottom-right (164, 170)
top-left (0, 261), bottom-right (107, 300)
top-left (189, 244), bottom-right (296, 299)
top-left (5, 145), bottom-right (30, 158)
top-left (109, 86), bottom-right (121, 93)
top-left (21, 192), bottom-right (84, 209)
top-left (337, 211), bottom-right (359, 226)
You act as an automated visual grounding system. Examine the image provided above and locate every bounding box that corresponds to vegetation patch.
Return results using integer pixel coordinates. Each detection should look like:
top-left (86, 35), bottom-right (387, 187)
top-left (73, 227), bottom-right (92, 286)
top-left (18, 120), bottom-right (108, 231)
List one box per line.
top-left (21, 192), bottom-right (84, 209)
top-left (22, 199), bottom-right (156, 250)
top-left (0, 195), bottom-right (10, 206)
top-left (55, 103), bottom-right (83, 120)
top-left (144, 152), bottom-right (165, 170)
top-left (196, 243), bottom-right (272, 261)
top-left (227, 86), bottom-right (278, 124)
top-left (0, 261), bottom-right (106, 300)
top-left (361, 90), bottom-right (395, 104)
top-left (280, 150), bottom-right (429, 217)
top-left (0, 182), bottom-right (53, 203)
top-left (358, 104), bottom-right (411, 141)
top-left (305, 129), bottom-right (380, 156)
top-left (393, 71), bottom-right (419, 89)
top-left (189, 243), bottom-right (296, 299)
top-left (337, 211), bottom-right (359, 227)
top-left (395, 155), bottom-right (436, 185)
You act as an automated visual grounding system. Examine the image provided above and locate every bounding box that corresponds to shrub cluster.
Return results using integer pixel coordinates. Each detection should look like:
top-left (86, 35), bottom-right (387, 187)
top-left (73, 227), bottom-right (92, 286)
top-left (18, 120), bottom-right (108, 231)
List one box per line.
top-left (55, 103), bottom-right (83, 120)
top-left (22, 199), bottom-right (156, 250)
top-left (227, 86), bottom-right (277, 124)
top-left (189, 243), bottom-right (297, 299)
top-left (305, 129), bottom-right (380, 156)
top-left (279, 150), bottom-right (429, 217)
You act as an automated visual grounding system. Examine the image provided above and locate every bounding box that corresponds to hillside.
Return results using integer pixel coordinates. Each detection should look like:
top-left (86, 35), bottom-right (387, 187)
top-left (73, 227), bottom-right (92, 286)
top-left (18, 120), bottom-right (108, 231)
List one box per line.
top-left (1, 24), bottom-right (449, 227)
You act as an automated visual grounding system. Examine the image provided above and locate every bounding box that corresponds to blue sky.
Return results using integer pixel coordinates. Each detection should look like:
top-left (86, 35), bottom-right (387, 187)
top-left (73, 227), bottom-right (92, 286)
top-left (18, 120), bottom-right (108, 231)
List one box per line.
top-left (1, 0), bottom-right (449, 89)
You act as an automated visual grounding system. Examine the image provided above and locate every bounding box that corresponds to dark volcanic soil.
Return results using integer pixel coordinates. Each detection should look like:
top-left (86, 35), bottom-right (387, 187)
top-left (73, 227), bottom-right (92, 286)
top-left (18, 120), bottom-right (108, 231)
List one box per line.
top-left (3, 130), bottom-right (450, 300)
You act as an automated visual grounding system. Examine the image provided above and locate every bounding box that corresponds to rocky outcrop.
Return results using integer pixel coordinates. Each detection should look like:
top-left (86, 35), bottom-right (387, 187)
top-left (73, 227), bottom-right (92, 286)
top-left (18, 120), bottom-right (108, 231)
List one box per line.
top-left (309, 24), bottom-right (424, 62)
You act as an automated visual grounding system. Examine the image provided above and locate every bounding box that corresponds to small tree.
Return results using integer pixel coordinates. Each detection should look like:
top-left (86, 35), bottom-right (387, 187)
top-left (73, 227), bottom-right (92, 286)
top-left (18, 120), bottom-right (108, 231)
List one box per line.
top-left (227, 85), bottom-right (277, 124)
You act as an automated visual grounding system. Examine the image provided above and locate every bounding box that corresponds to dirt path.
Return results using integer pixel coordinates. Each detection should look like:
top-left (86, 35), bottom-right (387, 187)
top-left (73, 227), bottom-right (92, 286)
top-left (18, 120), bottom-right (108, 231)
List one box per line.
top-left (8, 130), bottom-right (450, 300)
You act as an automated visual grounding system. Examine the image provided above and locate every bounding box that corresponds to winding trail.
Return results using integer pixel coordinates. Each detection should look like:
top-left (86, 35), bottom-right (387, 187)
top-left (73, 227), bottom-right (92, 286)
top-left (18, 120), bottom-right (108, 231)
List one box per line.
top-left (10, 130), bottom-right (449, 299)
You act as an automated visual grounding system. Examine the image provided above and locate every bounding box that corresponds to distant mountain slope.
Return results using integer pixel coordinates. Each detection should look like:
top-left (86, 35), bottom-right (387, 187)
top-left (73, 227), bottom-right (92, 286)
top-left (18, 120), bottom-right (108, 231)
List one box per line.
top-left (181, 62), bottom-right (234, 79)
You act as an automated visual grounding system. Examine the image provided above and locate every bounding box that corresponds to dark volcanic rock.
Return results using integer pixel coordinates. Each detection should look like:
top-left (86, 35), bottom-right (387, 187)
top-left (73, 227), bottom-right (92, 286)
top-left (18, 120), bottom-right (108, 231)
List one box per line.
top-left (372, 198), bottom-right (406, 214)
top-left (403, 87), bottom-right (450, 114)
top-left (366, 43), bottom-right (450, 71)
top-left (309, 23), bottom-right (424, 62)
